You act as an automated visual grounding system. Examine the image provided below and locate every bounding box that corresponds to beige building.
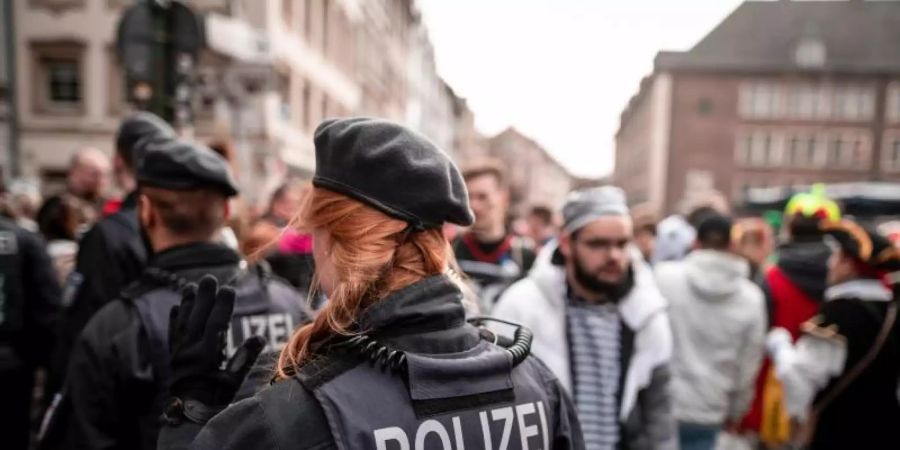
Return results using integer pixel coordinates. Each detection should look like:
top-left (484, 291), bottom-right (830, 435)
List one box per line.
top-left (11, 0), bottom-right (457, 205)
top-left (485, 127), bottom-right (573, 216)
top-left (615, 0), bottom-right (900, 217)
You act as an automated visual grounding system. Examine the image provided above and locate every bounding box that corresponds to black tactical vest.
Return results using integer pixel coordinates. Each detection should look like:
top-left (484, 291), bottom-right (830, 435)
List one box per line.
top-left (300, 337), bottom-right (556, 450)
top-left (0, 221), bottom-right (24, 338)
top-left (127, 264), bottom-right (306, 389)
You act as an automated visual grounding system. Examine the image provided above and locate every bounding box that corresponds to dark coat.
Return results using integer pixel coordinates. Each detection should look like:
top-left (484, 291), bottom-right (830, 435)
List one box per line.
top-left (158, 276), bottom-right (584, 450)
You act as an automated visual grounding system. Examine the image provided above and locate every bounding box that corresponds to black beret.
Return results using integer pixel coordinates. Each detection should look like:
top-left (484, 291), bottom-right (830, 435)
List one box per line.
top-left (821, 219), bottom-right (898, 271)
top-left (116, 112), bottom-right (176, 166)
top-left (312, 118), bottom-right (474, 229)
top-left (137, 139), bottom-right (239, 197)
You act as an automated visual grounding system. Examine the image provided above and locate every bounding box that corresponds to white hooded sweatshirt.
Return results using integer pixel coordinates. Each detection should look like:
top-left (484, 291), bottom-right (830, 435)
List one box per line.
top-left (655, 249), bottom-right (767, 425)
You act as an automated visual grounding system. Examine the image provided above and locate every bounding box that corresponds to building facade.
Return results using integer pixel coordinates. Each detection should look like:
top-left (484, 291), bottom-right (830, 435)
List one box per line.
top-left (485, 127), bottom-right (572, 217)
top-left (615, 0), bottom-right (900, 217)
top-left (11, 0), bottom-right (458, 205)
top-left (0, 0), bottom-right (12, 182)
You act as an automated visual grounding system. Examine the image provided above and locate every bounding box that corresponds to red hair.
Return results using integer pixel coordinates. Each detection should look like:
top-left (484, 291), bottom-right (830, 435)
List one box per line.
top-left (274, 188), bottom-right (450, 379)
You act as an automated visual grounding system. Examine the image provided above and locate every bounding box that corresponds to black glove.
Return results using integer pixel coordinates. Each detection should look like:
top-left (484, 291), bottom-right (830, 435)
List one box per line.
top-left (168, 275), bottom-right (266, 408)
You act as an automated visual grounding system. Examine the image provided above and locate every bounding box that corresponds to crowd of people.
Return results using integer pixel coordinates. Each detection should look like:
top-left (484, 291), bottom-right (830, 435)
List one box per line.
top-left (0, 112), bottom-right (898, 450)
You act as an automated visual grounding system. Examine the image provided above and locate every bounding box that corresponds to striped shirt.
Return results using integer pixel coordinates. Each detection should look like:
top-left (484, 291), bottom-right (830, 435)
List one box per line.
top-left (568, 298), bottom-right (622, 450)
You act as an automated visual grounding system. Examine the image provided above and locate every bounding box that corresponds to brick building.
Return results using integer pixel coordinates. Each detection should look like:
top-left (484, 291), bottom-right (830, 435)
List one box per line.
top-left (615, 0), bottom-right (900, 217)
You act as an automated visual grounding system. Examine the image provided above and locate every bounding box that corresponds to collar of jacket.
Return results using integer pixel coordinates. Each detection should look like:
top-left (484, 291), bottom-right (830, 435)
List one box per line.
top-left (825, 278), bottom-right (892, 302)
top-left (148, 242), bottom-right (241, 274)
top-left (120, 190), bottom-right (140, 210)
top-left (357, 275), bottom-right (475, 353)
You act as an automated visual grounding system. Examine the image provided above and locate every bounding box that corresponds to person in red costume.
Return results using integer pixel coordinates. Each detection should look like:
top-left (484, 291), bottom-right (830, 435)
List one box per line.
top-left (739, 186), bottom-right (841, 447)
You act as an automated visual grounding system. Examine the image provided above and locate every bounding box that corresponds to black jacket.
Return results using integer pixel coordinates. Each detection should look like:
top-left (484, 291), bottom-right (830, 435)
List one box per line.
top-left (0, 218), bottom-right (62, 369)
top-left (810, 295), bottom-right (900, 450)
top-left (48, 243), bottom-right (309, 450)
top-left (53, 192), bottom-right (146, 383)
top-left (158, 276), bottom-right (584, 450)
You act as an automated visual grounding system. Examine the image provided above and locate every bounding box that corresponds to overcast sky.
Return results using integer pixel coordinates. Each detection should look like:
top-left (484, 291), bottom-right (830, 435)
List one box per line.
top-left (418, 0), bottom-right (747, 178)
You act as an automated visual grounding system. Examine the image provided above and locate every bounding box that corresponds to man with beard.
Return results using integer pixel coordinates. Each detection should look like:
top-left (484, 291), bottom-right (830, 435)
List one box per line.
top-left (493, 186), bottom-right (676, 450)
top-left (453, 162), bottom-right (535, 311)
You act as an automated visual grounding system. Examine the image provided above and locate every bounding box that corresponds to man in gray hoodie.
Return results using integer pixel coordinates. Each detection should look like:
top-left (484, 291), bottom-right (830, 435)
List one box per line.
top-left (654, 213), bottom-right (767, 450)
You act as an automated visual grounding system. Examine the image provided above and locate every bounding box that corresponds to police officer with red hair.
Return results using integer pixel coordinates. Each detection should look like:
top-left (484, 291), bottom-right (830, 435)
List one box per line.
top-left (156, 118), bottom-right (585, 450)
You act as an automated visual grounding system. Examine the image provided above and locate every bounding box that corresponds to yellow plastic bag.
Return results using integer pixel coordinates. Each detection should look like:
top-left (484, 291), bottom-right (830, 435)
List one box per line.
top-left (759, 367), bottom-right (791, 446)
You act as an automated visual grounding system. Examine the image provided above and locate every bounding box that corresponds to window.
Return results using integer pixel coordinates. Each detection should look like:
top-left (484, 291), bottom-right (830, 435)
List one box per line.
top-left (826, 133), bottom-right (868, 169)
top-left (736, 131), bottom-right (778, 167)
top-left (735, 134), bottom-right (753, 166)
top-left (788, 136), bottom-right (804, 166)
top-left (832, 85), bottom-right (875, 121)
top-left (48, 62), bottom-right (80, 103)
top-left (31, 40), bottom-right (86, 114)
top-left (739, 82), bottom-right (785, 119)
top-left (849, 138), bottom-right (869, 170)
top-left (788, 84), bottom-right (819, 119)
top-left (887, 84), bottom-right (900, 123)
top-left (883, 138), bottom-right (900, 172)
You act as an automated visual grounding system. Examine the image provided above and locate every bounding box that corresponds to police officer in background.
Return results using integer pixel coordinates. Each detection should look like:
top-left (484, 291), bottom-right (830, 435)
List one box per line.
top-left (155, 118), bottom-right (584, 450)
top-left (41, 139), bottom-right (310, 450)
top-left (0, 216), bottom-right (61, 450)
top-left (52, 113), bottom-right (175, 386)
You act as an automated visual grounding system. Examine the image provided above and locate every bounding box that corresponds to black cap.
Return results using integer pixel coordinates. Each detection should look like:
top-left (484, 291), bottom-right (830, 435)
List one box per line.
top-left (137, 139), bottom-right (239, 197)
top-left (312, 117), bottom-right (474, 229)
top-left (821, 219), bottom-right (897, 271)
top-left (116, 112), bottom-right (176, 166)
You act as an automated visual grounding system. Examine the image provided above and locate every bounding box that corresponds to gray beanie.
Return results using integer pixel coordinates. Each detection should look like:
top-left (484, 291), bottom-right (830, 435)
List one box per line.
top-left (562, 186), bottom-right (629, 233)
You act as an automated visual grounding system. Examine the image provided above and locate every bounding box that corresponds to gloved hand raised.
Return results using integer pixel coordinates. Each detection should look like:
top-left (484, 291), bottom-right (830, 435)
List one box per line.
top-left (168, 275), bottom-right (266, 408)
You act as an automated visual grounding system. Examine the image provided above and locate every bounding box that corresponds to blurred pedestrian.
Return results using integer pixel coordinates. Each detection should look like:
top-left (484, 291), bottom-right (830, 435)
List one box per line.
top-left (653, 214), bottom-right (696, 264)
top-left (4, 178), bottom-right (43, 232)
top-left (40, 139), bottom-right (310, 450)
top-left (526, 205), bottom-right (557, 252)
top-left (733, 217), bottom-right (775, 281)
top-left (494, 186), bottom-right (676, 450)
top-left (207, 139), bottom-right (242, 250)
top-left (767, 219), bottom-right (900, 450)
top-left (41, 148), bottom-right (110, 227)
top-left (153, 118), bottom-right (584, 450)
top-left (633, 213), bottom-right (657, 264)
top-left (453, 161), bottom-right (535, 310)
top-left (738, 186), bottom-right (841, 446)
top-left (655, 213), bottom-right (766, 450)
top-left (51, 113), bottom-right (176, 389)
top-left (36, 193), bottom-right (84, 286)
top-left (0, 215), bottom-right (61, 450)
top-left (247, 180), bottom-right (317, 296)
